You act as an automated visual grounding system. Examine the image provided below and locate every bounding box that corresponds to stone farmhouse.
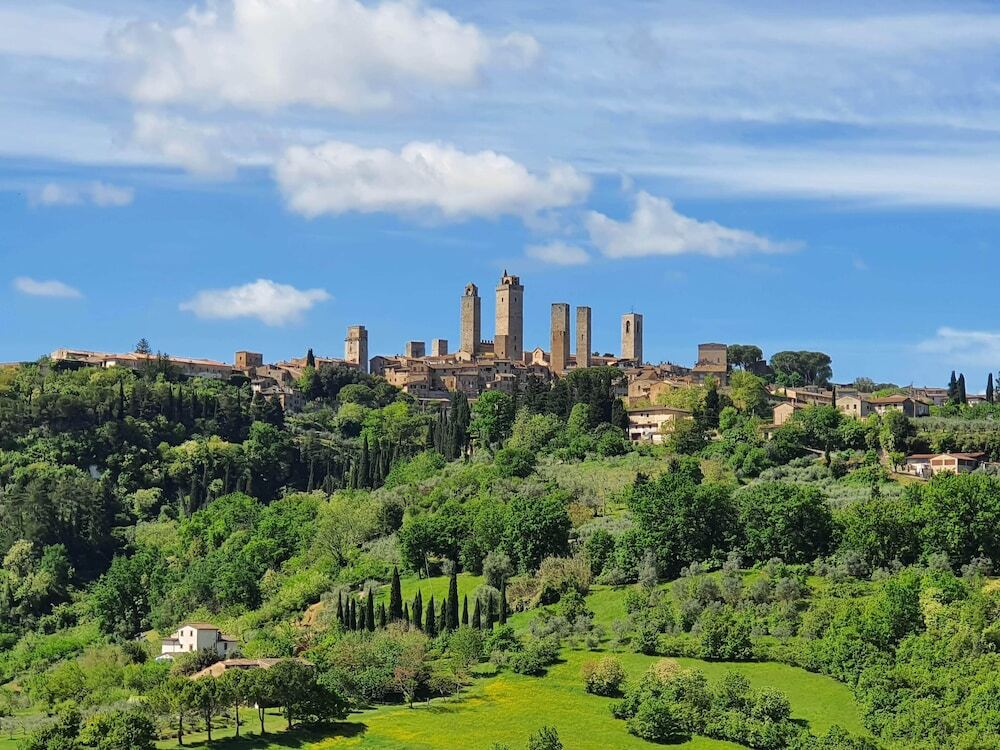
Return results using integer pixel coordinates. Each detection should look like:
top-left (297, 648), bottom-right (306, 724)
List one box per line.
top-left (157, 622), bottom-right (238, 662)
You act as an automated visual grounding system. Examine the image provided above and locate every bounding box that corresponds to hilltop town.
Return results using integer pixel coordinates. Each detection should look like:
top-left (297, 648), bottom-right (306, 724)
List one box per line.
top-left (45, 270), bottom-right (982, 465)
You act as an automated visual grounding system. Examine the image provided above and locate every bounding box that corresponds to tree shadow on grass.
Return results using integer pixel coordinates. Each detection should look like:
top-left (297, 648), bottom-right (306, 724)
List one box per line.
top-left (176, 722), bottom-right (368, 749)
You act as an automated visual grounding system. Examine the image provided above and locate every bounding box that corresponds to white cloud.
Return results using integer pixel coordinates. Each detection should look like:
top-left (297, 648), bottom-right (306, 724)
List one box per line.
top-left (275, 140), bottom-right (590, 220)
top-left (916, 327), bottom-right (1000, 367)
top-left (32, 181), bottom-right (134, 207)
top-left (179, 279), bottom-right (330, 326)
top-left (585, 191), bottom-right (790, 259)
top-left (525, 241), bottom-right (590, 266)
top-left (117, 0), bottom-right (538, 112)
top-left (13, 277), bottom-right (83, 299)
top-left (646, 143), bottom-right (1000, 209)
top-left (132, 112), bottom-right (236, 178)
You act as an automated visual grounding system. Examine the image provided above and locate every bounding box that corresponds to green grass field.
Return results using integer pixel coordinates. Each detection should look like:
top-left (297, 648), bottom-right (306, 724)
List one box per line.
top-left (0, 579), bottom-right (864, 750)
top-left (129, 648), bottom-right (860, 750)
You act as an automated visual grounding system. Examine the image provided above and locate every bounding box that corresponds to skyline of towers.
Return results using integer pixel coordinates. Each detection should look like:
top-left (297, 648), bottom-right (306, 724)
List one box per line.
top-left (550, 303), bottom-right (570, 375)
top-left (576, 306), bottom-right (592, 369)
top-left (494, 270), bottom-right (524, 363)
top-left (452, 272), bottom-right (642, 368)
top-left (344, 325), bottom-right (368, 374)
top-left (621, 313), bottom-right (643, 364)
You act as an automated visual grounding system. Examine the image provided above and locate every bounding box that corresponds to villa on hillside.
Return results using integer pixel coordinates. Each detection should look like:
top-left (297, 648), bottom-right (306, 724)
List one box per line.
top-left (902, 452), bottom-right (986, 478)
top-left (626, 404), bottom-right (693, 443)
top-left (157, 623), bottom-right (238, 662)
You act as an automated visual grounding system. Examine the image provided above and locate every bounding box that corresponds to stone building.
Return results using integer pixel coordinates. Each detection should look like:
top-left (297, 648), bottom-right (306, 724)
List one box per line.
top-left (692, 342), bottom-right (728, 385)
top-left (405, 340), bottom-right (426, 359)
top-left (576, 306), bottom-right (592, 369)
top-left (494, 271), bottom-right (524, 363)
top-left (460, 283), bottom-right (481, 356)
top-left (235, 351), bottom-right (263, 369)
top-left (345, 325), bottom-right (369, 374)
top-left (431, 339), bottom-right (448, 357)
top-left (550, 303), bottom-right (570, 375)
top-left (621, 313), bottom-right (643, 363)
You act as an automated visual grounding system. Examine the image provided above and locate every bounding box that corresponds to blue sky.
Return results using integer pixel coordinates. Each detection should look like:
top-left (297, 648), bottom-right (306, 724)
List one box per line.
top-left (3, 0), bottom-right (1000, 387)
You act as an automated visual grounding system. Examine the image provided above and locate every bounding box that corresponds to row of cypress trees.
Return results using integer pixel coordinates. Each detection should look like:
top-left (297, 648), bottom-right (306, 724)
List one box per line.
top-left (336, 567), bottom-right (509, 637)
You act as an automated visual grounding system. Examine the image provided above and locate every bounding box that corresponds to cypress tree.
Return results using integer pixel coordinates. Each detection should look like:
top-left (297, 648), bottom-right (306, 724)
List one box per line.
top-left (425, 596), bottom-right (436, 637)
top-left (117, 379), bottom-right (126, 421)
top-left (349, 599), bottom-right (357, 631)
top-left (403, 602), bottom-right (410, 624)
top-left (413, 592), bottom-right (423, 630)
top-left (336, 593), bottom-right (344, 624)
top-left (389, 566), bottom-right (403, 621)
top-left (306, 348), bottom-right (316, 368)
top-left (447, 569), bottom-right (459, 630)
top-left (948, 370), bottom-right (959, 404)
top-left (472, 598), bottom-right (482, 629)
top-left (439, 600), bottom-right (447, 633)
top-left (988, 373), bottom-right (995, 404)
top-left (358, 436), bottom-right (371, 488)
top-left (486, 595), bottom-right (496, 630)
top-left (499, 578), bottom-right (508, 625)
top-left (462, 595), bottom-right (469, 627)
top-left (366, 593), bottom-right (376, 632)
top-left (378, 603), bottom-right (387, 629)
top-left (958, 373), bottom-right (968, 404)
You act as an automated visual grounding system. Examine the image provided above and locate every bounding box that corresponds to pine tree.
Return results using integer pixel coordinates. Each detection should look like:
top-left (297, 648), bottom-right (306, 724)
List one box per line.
top-left (988, 373), bottom-right (995, 404)
top-left (499, 578), bottom-right (508, 625)
top-left (389, 566), bottom-right (403, 621)
top-left (462, 595), bottom-right (469, 626)
top-left (471, 598), bottom-right (482, 629)
top-left (958, 373), bottom-right (968, 405)
top-left (447, 569), bottom-right (459, 630)
top-left (366, 593), bottom-right (376, 632)
top-left (425, 596), bottom-right (436, 637)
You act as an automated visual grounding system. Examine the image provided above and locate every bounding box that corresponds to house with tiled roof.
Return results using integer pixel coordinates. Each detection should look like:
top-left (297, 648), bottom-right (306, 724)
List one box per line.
top-left (157, 623), bottom-right (238, 662)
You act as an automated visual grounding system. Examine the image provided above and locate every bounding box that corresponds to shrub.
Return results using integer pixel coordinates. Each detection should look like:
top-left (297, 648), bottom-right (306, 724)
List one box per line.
top-left (626, 696), bottom-right (686, 742)
top-left (581, 656), bottom-right (626, 696)
top-left (527, 726), bottom-right (563, 750)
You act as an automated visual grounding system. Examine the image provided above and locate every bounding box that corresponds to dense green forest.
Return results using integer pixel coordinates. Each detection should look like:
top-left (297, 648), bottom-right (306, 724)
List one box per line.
top-left (0, 360), bottom-right (998, 750)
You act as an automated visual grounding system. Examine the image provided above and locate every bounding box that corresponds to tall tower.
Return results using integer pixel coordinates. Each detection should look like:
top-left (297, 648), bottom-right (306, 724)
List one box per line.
top-left (495, 270), bottom-right (524, 363)
top-left (621, 313), bottom-right (643, 364)
top-left (550, 303), bottom-right (570, 375)
top-left (576, 306), bottom-right (592, 369)
top-left (345, 325), bottom-right (369, 373)
top-left (460, 283), bottom-right (481, 356)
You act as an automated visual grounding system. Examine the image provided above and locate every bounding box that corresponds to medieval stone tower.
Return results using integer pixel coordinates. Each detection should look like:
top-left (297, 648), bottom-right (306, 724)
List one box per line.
top-left (576, 306), bottom-right (592, 369)
top-left (621, 313), bottom-right (643, 364)
top-left (495, 270), bottom-right (524, 362)
top-left (550, 303), bottom-right (570, 375)
top-left (345, 325), bottom-right (369, 373)
top-left (460, 283), bottom-right (481, 356)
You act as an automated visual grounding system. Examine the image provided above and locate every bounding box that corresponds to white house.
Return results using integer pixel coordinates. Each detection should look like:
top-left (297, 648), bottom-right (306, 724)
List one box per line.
top-left (626, 404), bottom-right (693, 443)
top-left (157, 623), bottom-right (238, 662)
